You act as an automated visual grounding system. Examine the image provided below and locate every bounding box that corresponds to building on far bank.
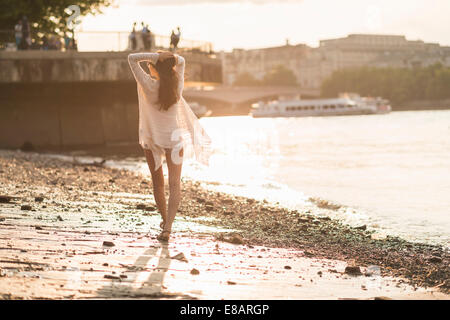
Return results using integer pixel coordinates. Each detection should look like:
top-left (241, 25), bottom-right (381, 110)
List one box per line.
top-left (221, 34), bottom-right (450, 91)
top-left (220, 41), bottom-right (311, 85)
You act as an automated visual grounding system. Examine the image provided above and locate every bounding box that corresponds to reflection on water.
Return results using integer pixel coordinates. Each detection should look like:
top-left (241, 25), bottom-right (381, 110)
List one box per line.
top-left (54, 110), bottom-right (450, 247)
top-left (188, 110), bottom-right (450, 246)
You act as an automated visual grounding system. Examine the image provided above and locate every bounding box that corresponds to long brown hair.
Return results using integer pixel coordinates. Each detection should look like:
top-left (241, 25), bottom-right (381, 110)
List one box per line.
top-left (150, 51), bottom-right (179, 111)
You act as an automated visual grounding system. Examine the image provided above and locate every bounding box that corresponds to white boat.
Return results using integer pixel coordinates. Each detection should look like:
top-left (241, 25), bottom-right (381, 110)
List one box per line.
top-left (189, 102), bottom-right (212, 118)
top-left (250, 94), bottom-right (391, 118)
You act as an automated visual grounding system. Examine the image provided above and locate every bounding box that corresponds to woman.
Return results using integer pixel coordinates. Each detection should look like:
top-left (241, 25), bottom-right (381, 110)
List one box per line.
top-left (128, 50), bottom-right (211, 241)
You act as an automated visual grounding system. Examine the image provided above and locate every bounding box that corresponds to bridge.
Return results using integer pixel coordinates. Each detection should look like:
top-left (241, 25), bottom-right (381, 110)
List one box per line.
top-left (0, 51), bottom-right (319, 151)
top-left (183, 85), bottom-right (320, 116)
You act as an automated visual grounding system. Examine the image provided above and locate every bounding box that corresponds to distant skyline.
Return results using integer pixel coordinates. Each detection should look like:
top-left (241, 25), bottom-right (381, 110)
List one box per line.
top-left (79, 0), bottom-right (450, 51)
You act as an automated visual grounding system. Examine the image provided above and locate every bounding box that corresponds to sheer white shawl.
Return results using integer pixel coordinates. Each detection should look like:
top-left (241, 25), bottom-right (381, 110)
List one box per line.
top-left (128, 52), bottom-right (212, 171)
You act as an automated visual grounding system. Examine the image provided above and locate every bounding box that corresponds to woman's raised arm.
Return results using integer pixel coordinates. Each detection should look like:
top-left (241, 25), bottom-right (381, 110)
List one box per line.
top-left (175, 55), bottom-right (185, 97)
top-left (127, 52), bottom-right (160, 85)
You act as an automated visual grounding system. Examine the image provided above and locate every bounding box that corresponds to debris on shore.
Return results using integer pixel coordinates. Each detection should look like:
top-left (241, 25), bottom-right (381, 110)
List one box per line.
top-left (0, 150), bottom-right (448, 294)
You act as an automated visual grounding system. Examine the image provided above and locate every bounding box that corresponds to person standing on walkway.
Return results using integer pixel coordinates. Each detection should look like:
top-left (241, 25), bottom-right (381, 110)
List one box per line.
top-left (170, 28), bottom-right (181, 52)
top-left (14, 20), bottom-right (22, 50)
top-left (129, 22), bottom-right (137, 50)
top-left (20, 16), bottom-right (31, 50)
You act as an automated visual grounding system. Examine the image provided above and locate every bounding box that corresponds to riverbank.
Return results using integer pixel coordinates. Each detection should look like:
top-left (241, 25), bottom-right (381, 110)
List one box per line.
top-left (0, 150), bottom-right (448, 299)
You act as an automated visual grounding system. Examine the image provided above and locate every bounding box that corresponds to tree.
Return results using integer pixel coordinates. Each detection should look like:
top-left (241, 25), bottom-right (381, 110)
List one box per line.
top-left (233, 72), bottom-right (261, 86)
top-left (320, 64), bottom-right (450, 104)
top-left (262, 65), bottom-right (297, 86)
top-left (0, 0), bottom-right (112, 45)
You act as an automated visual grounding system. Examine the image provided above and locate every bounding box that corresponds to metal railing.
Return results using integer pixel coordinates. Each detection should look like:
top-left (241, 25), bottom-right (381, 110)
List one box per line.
top-left (0, 30), bottom-right (214, 53)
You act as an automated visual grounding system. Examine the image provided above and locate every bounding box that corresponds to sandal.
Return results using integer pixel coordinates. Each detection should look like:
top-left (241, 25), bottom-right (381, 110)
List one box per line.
top-left (157, 230), bottom-right (171, 242)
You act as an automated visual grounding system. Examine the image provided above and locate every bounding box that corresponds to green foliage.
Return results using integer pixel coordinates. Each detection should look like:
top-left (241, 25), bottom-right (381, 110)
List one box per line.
top-left (262, 65), bottom-right (297, 86)
top-left (321, 64), bottom-right (450, 104)
top-left (233, 72), bottom-right (261, 86)
top-left (0, 0), bottom-right (112, 43)
top-left (233, 65), bottom-right (298, 86)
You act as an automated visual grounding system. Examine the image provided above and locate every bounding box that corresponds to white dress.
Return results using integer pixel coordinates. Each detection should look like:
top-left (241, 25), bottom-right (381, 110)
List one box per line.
top-left (128, 52), bottom-right (212, 171)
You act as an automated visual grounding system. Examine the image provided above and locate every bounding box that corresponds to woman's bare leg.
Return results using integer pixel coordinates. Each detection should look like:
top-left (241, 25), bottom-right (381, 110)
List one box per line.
top-left (143, 149), bottom-right (167, 226)
top-left (162, 147), bottom-right (183, 232)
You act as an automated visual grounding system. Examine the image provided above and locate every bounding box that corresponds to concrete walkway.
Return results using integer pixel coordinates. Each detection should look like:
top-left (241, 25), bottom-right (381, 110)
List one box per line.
top-left (0, 201), bottom-right (447, 300)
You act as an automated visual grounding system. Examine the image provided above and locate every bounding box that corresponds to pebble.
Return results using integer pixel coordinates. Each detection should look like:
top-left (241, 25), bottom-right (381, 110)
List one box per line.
top-left (0, 196), bottom-right (12, 203)
top-left (102, 241), bottom-right (115, 247)
top-left (190, 268), bottom-right (200, 275)
top-left (427, 256), bottom-right (442, 263)
top-left (345, 266), bottom-right (362, 275)
top-left (171, 252), bottom-right (188, 262)
top-left (20, 205), bottom-right (32, 211)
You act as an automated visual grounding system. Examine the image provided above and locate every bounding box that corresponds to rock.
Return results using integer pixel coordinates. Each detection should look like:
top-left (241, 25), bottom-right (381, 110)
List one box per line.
top-left (309, 197), bottom-right (341, 210)
top-left (0, 218), bottom-right (5, 222)
top-left (345, 266), bottom-right (362, 275)
top-left (0, 196), bottom-right (12, 203)
top-left (20, 205), bottom-right (32, 211)
top-left (171, 252), bottom-right (188, 263)
top-left (102, 241), bottom-right (115, 247)
top-left (136, 204), bottom-right (147, 210)
top-left (317, 271), bottom-right (323, 276)
top-left (120, 274), bottom-right (127, 279)
top-left (246, 198), bottom-right (255, 204)
top-left (196, 197), bottom-right (206, 203)
top-left (190, 268), bottom-right (200, 275)
top-left (145, 206), bottom-right (157, 211)
top-left (284, 265), bottom-right (292, 270)
top-left (221, 199), bottom-right (234, 205)
top-left (104, 274), bottom-right (120, 280)
top-left (102, 263), bottom-right (109, 266)
top-left (355, 225), bottom-right (367, 231)
top-left (303, 251), bottom-right (314, 257)
top-left (229, 234), bottom-right (244, 245)
top-left (374, 296), bottom-right (392, 300)
top-left (427, 256), bottom-right (442, 263)
top-left (34, 196), bottom-right (44, 202)
top-left (223, 211), bottom-right (234, 216)
top-left (227, 281), bottom-right (237, 285)
top-left (56, 215), bottom-right (64, 221)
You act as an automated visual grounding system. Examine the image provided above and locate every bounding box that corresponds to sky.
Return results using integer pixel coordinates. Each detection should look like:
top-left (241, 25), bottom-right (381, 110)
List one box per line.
top-left (78, 0), bottom-right (450, 51)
